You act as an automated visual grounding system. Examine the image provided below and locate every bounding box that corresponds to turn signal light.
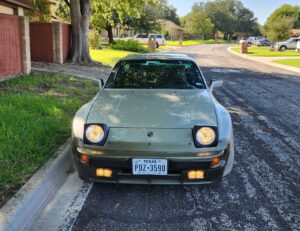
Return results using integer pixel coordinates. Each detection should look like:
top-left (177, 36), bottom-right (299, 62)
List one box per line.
top-left (187, 170), bottom-right (204, 180)
top-left (80, 154), bottom-right (89, 165)
top-left (96, 168), bottom-right (112, 178)
top-left (211, 157), bottom-right (221, 168)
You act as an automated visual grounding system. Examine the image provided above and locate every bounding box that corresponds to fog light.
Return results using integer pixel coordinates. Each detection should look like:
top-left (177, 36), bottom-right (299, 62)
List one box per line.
top-left (211, 157), bottom-right (221, 168)
top-left (187, 170), bottom-right (204, 179)
top-left (80, 154), bottom-right (89, 165)
top-left (96, 168), bottom-right (112, 177)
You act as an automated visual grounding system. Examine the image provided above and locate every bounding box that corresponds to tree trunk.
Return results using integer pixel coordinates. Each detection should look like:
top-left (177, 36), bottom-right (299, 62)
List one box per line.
top-left (106, 24), bottom-right (114, 44)
top-left (69, 0), bottom-right (92, 64)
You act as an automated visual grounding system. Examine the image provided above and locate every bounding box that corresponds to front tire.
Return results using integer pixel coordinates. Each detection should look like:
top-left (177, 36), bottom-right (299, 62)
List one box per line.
top-left (156, 42), bottom-right (159, 48)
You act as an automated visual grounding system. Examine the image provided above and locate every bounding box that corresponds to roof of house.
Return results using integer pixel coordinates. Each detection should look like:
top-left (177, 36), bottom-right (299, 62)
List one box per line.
top-left (3, 0), bottom-right (33, 9)
top-left (160, 20), bottom-right (185, 31)
top-left (292, 29), bottom-right (300, 36)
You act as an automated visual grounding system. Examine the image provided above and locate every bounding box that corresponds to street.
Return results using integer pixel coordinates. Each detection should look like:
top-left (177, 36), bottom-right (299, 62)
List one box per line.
top-left (37, 44), bottom-right (300, 231)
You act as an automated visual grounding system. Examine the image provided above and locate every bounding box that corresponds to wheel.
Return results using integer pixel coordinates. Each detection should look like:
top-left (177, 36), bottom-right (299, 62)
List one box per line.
top-left (156, 42), bottom-right (159, 48)
top-left (279, 46), bottom-right (287, 51)
top-left (248, 42), bottom-right (251, 46)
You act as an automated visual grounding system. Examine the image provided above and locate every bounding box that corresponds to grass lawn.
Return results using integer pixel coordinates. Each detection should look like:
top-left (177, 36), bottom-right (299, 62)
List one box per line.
top-left (90, 48), bottom-right (137, 66)
top-left (230, 46), bottom-right (300, 57)
top-left (0, 75), bottom-right (98, 207)
top-left (166, 39), bottom-right (229, 46)
top-left (273, 59), bottom-right (300, 68)
top-left (90, 46), bottom-right (174, 66)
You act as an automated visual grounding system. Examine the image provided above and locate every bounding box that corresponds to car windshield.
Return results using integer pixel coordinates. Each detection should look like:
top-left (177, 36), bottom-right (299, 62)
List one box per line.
top-left (105, 60), bottom-right (206, 89)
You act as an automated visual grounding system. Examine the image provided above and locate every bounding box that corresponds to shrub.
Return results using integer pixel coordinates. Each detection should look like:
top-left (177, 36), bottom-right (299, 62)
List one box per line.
top-left (89, 30), bottom-right (101, 49)
top-left (111, 39), bottom-right (149, 53)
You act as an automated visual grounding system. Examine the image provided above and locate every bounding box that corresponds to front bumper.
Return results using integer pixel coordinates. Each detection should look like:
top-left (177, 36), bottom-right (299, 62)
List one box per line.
top-left (72, 147), bottom-right (230, 185)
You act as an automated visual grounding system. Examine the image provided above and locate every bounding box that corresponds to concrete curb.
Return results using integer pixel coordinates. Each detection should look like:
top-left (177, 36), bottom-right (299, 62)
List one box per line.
top-left (31, 67), bottom-right (98, 81)
top-left (227, 46), bottom-right (300, 75)
top-left (0, 141), bottom-right (72, 231)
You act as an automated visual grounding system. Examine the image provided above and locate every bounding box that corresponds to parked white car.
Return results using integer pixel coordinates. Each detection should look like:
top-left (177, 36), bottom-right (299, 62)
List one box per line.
top-left (296, 40), bottom-right (300, 52)
top-left (134, 34), bottom-right (166, 47)
top-left (274, 37), bottom-right (300, 51)
top-left (239, 37), bottom-right (261, 46)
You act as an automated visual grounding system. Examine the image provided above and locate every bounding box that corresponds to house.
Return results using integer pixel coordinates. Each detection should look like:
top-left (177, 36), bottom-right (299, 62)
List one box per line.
top-left (292, 29), bottom-right (300, 37)
top-left (0, 0), bottom-right (32, 78)
top-left (0, 0), bottom-right (32, 16)
top-left (159, 20), bottom-right (190, 40)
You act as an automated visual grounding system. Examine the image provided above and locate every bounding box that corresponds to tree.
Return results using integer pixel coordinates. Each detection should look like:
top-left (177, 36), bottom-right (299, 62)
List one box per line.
top-left (91, 0), bottom-right (151, 44)
top-left (266, 16), bottom-right (297, 41)
top-left (26, 0), bottom-right (52, 22)
top-left (125, 2), bottom-right (163, 34)
top-left (182, 3), bottom-right (213, 39)
top-left (162, 4), bottom-right (180, 25)
top-left (265, 4), bottom-right (300, 41)
top-left (204, 0), bottom-right (259, 40)
top-left (56, 0), bottom-right (71, 23)
top-left (68, 0), bottom-right (92, 63)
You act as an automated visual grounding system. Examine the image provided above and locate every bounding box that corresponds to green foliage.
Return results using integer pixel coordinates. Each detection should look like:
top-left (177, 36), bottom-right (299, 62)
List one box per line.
top-left (265, 4), bottom-right (300, 41)
top-left (26, 0), bottom-right (52, 22)
top-left (111, 40), bottom-right (149, 53)
top-left (125, 3), bottom-right (162, 34)
top-left (56, 0), bottom-right (71, 23)
top-left (91, 0), bottom-right (149, 32)
top-left (0, 75), bottom-right (98, 199)
top-left (267, 16), bottom-right (296, 41)
top-left (162, 4), bottom-right (180, 25)
top-left (89, 30), bottom-right (101, 49)
top-left (203, 0), bottom-right (259, 39)
top-left (182, 3), bottom-right (214, 38)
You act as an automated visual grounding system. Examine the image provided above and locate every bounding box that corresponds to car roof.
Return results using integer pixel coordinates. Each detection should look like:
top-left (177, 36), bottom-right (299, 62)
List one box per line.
top-left (119, 53), bottom-right (194, 62)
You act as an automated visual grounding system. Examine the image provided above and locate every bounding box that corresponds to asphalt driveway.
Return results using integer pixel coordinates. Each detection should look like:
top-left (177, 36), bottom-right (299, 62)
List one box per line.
top-left (70, 44), bottom-right (300, 231)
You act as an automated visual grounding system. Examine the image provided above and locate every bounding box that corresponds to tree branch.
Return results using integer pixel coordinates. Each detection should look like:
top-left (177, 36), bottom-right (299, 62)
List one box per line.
top-left (63, 0), bottom-right (70, 7)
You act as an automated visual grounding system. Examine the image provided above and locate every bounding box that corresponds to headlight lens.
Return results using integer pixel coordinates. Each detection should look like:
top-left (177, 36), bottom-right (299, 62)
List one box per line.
top-left (196, 127), bottom-right (216, 146)
top-left (85, 125), bottom-right (105, 143)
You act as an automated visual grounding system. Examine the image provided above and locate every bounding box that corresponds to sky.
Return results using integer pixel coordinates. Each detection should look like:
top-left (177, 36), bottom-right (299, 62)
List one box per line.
top-left (168, 0), bottom-right (300, 25)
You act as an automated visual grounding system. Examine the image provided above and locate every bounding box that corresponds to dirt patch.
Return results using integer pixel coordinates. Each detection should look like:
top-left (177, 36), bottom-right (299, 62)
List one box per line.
top-left (0, 182), bottom-right (23, 208)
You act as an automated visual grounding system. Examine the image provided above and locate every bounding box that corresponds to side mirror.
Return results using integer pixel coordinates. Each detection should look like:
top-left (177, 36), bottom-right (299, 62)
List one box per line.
top-left (92, 79), bottom-right (104, 90)
top-left (209, 79), bottom-right (223, 92)
top-left (100, 79), bottom-right (104, 88)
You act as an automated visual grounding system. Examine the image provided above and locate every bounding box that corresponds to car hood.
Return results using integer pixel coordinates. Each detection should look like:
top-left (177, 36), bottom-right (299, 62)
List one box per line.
top-left (86, 89), bottom-right (217, 128)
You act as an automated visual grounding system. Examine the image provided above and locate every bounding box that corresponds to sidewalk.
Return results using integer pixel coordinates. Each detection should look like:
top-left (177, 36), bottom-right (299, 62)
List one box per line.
top-left (31, 62), bottom-right (112, 81)
top-left (227, 47), bottom-right (300, 74)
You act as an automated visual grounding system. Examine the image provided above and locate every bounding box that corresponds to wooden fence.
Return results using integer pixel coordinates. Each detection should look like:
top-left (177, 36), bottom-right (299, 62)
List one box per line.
top-left (0, 13), bottom-right (23, 78)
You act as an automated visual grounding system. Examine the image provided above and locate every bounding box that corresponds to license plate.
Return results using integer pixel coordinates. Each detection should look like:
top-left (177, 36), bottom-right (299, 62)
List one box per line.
top-left (132, 159), bottom-right (168, 175)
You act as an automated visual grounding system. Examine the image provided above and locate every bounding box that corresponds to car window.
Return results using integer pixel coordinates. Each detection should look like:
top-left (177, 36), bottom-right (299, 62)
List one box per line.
top-left (287, 38), bottom-right (296, 43)
top-left (105, 60), bottom-right (206, 89)
top-left (136, 34), bottom-right (142, 38)
top-left (156, 35), bottom-right (163, 38)
top-left (142, 34), bottom-right (148, 38)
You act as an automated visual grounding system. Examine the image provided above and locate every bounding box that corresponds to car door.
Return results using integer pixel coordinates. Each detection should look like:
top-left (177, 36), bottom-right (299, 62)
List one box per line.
top-left (288, 39), bottom-right (297, 49)
top-left (141, 34), bottom-right (148, 44)
top-left (294, 39), bottom-right (300, 49)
